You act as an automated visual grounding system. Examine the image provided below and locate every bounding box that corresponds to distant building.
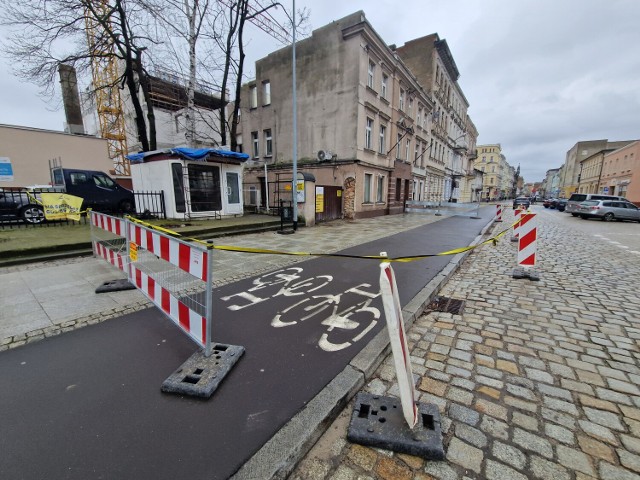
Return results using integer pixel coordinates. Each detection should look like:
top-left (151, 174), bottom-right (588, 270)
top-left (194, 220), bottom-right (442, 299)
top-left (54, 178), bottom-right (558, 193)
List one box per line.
top-left (475, 144), bottom-right (516, 200)
top-left (561, 140), bottom-right (633, 197)
top-left (601, 141), bottom-right (640, 203)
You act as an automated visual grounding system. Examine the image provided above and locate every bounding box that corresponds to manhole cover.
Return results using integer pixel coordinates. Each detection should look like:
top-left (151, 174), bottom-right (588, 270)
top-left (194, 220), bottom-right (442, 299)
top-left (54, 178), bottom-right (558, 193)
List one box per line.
top-left (426, 296), bottom-right (465, 315)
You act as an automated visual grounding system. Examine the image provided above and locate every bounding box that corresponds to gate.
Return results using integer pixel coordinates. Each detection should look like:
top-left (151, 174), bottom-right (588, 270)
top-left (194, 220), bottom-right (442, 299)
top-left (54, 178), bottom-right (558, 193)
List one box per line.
top-left (315, 186), bottom-right (343, 222)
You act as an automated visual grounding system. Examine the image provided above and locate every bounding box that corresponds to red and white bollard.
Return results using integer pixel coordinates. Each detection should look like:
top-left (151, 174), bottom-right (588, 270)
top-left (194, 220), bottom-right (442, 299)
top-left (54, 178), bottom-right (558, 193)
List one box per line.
top-left (513, 212), bottom-right (540, 280)
top-left (511, 206), bottom-right (525, 242)
top-left (495, 204), bottom-right (503, 222)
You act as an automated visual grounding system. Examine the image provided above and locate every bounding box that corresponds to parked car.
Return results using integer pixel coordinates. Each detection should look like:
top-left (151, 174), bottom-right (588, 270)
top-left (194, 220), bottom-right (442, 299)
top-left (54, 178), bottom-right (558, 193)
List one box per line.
top-left (555, 198), bottom-right (568, 212)
top-left (0, 188), bottom-right (45, 224)
top-left (566, 193), bottom-right (629, 216)
top-left (513, 197), bottom-right (531, 209)
top-left (577, 200), bottom-right (640, 222)
top-left (543, 198), bottom-right (557, 208)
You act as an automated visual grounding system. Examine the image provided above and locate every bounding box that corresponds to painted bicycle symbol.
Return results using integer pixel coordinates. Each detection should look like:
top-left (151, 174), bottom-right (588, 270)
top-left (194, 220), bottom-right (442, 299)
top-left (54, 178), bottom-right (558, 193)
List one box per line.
top-left (220, 267), bottom-right (381, 351)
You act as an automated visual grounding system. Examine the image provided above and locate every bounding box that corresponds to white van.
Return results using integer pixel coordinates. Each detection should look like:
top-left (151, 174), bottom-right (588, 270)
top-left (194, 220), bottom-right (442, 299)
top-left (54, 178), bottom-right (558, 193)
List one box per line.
top-left (566, 193), bottom-right (629, 216)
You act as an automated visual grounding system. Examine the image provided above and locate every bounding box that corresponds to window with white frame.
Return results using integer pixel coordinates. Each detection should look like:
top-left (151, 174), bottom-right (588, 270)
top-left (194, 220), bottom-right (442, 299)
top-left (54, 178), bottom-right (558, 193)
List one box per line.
top-left (251, 131), bottom-right (259, 158)
top-left (396, 133), bottom-right (402, 159)
top-left (408, 97), bottom-right (413, 116)
top-left (262, 81), bottom-right (271, 106)
top-left (367, 60), bottom-right (375, 89)
top-left (379, 124), bottom-right (386, 154)
top-left (399, 89), bottom-right (405, 111)
top-left (365, 117), bottom-right (373, 150)
top-left (364, 173), bottom-right (373, 203)
top-left (415, 141), bottom-right (420, 164)
top-left (405, 138), bottom-right (410, 162)
top-left (381, 73), bottom-right (388, 99)
top-left (250, 85), bottom-right (257, 109)
top-left (377, 175), bottom-right (385, 202)
top-left (417, 106), bottom-right (422, 126)
top-left (264, 129), bottom-right (272, 156)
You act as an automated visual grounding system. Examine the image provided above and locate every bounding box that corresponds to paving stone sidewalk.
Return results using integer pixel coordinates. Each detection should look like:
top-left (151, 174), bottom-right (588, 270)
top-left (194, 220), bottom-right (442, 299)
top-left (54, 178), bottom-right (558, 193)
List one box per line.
top-left (291, 208), bottom-right (640, 480)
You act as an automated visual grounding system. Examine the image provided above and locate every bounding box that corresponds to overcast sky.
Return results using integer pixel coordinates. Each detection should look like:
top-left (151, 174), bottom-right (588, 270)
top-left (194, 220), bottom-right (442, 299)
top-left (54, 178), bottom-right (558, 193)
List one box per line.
top-left (1, 0), bottom-right (639, 183)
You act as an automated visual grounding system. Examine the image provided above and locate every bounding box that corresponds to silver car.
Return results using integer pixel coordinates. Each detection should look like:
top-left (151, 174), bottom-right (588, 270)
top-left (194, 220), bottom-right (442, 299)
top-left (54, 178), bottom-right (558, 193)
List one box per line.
top-left (578, 200), bottom-right (640, 222)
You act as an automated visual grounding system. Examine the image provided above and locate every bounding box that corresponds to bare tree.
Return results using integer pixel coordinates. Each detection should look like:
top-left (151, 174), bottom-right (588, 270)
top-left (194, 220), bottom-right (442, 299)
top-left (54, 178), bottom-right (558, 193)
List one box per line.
top-left (1, 0), bottom-right (157, 151)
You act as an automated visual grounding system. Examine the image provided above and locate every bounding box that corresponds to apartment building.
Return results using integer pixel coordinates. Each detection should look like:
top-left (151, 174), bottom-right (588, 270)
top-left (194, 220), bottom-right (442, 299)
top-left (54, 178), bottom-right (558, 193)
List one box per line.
top-left (476, 144), bottom-right (515, 200)
top-left (560, 140), bottom-right (633, 197)
top-left (600, 141), bottom-right (640, 202)
top-left (396, 34), bottom-right (477, 203)
top-left (238, 11), bottom-right (477, 222)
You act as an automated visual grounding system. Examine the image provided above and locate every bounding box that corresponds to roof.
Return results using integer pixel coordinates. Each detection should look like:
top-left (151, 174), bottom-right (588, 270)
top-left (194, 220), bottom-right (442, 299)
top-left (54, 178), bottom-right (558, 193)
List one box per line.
top-left (127, 147), bottom-right (249, 164)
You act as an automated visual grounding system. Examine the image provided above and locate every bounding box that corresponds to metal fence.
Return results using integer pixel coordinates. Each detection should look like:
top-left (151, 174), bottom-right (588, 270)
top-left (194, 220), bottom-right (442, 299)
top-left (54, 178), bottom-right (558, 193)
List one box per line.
top-left (0, 188), bottom-right (166, 230)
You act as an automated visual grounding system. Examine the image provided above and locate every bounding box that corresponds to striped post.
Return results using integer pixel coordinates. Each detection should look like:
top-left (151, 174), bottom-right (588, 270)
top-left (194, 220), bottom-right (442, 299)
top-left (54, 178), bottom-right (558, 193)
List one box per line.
top-left (513, 212), bottom-right (540, 280)
top-left (511, 206), bottom-right (525, 242)
top-left (495, 204), bottom-right (503, 222)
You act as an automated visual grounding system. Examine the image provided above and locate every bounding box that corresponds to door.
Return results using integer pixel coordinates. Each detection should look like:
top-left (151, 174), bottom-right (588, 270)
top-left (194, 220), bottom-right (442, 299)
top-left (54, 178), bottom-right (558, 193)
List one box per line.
top-left (225, 171), bottom-right (242, 215)
top-left (315, 186), bottom-right (342, 222)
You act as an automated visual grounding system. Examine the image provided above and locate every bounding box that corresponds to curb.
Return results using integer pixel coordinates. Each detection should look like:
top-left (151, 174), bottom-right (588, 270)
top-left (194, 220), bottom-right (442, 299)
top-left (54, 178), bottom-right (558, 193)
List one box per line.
top-left (231, 217), bottom-right (496, 479)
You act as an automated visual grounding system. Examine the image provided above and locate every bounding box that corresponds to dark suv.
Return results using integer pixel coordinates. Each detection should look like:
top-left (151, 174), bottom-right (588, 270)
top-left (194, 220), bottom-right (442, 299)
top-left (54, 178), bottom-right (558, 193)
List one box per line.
top-left (0, 189), bottom-right (45, 224)
top-left (513, 197), bottom-right (531, 209)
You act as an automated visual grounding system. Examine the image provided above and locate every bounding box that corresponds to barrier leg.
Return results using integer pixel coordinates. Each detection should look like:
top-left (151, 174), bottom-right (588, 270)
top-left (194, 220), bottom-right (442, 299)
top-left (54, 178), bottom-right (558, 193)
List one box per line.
top-left (347, 258), bottom-right (444, 460)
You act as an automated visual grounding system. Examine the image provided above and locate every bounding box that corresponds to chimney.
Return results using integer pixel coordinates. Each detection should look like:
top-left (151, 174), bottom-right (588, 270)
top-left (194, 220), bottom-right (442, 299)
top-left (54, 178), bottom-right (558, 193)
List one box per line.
top-left (58, 64), bottom-right (85, 134)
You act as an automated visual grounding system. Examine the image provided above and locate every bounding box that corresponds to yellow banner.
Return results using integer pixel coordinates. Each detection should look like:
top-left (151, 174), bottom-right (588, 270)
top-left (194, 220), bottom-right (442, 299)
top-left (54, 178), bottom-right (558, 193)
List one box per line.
top-left (40, 193), bottom-right (84, 221)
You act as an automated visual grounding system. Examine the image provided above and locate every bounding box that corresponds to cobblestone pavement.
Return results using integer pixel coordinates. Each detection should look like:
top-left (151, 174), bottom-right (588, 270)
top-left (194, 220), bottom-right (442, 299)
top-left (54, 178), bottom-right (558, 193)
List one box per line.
top-left (291, 207), bottom-right (640, 480)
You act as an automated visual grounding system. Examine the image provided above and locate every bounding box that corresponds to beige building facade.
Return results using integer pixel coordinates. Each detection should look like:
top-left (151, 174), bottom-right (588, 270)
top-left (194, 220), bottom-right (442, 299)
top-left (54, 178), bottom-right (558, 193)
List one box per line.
top-left (396, 34), bottom-right (477, 203)
top-left (238, 11), bottom-right (477, 223)
top-left (0, 124), bottom-right (111, 188)
top-left (600, 141), bottom-right (640, 203)
top-left (476, 144), bottom-right (515, 200)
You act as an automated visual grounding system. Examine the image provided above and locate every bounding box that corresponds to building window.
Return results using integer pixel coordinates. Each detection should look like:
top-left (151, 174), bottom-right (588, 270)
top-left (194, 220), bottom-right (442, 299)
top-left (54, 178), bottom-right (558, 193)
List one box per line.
top-left (263, 129), bottom-right (272, 156)
top-left (399, 89), bottom-right (405, 111)
top-left (365, 117), bottom-right (373, 150)
top-left (379, 125), bottom-right (386, 154)
top-left (262, 81), bottom-right (271, 106)
top-left (415, 141), bottom-right (420, 164)
top-left (396, 133), bottom-right (402, 159)
top-left (417, 107), bottom-right (422, 126)
top-left (251, 131), bottom-right (259, 158)
top-left (396, 178), bottom-right (401, 201)
top-left (377, 175), bottom-right (385, 202)
top-left (367, 60), bottom-right (375, 89)
top-left (405, 138), bottom-right (410, 162)
top-left (381, 74), bottom-right (388, 99)
top-left (250, 85), bottom-right (257, 109)
top-left (408, 97), bottom-right (413, 116)
top-left (364, 173), bottom-right (373, 203)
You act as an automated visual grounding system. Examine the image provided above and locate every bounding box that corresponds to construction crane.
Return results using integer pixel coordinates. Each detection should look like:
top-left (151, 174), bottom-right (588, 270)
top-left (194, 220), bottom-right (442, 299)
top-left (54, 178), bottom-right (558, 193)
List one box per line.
top-left (84, 1), bottom-right (130, 177)
top-left (218, 0), bottom-right (292, 44)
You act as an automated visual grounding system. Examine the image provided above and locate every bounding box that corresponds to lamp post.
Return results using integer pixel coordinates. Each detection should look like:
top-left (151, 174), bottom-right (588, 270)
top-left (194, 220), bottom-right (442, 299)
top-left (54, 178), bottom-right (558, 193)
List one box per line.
top-left (291, 0), bottom-right (298, 231)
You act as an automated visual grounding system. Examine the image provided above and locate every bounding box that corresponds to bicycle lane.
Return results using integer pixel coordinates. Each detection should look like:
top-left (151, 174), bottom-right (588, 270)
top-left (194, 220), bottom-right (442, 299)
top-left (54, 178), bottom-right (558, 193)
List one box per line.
top-left (0, 213), bottom-right (493, 480)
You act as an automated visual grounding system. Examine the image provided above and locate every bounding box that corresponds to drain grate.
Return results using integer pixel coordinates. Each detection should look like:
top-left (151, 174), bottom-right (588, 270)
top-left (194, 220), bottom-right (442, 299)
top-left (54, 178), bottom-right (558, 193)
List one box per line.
top-left (426, 296), bottom-right (465, 315)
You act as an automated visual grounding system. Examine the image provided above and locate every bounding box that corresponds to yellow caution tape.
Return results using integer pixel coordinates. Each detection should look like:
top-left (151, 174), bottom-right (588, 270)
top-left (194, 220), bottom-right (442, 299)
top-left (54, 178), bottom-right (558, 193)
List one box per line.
top-left (125, 215), bottom-right (520, 263)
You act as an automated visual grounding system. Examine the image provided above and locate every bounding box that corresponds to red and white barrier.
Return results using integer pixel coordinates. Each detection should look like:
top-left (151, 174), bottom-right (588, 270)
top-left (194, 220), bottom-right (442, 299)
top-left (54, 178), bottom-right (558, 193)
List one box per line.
top-left (495, 204), bottom-right (503, 222)
top-left (130, 264), bottom-right (208, 346)
top-left (512, 206), bottom-right (525, 241)
top-left (379, 259), bottom-right (418, 429)
top-left (91, 212), bottom-right (215, 356)
top-left (128, 223), bottom-right (209, 282)
top-left (517, 212), bottom-right (537, 266)
top-left (91, 211), bottom-right (129, 272)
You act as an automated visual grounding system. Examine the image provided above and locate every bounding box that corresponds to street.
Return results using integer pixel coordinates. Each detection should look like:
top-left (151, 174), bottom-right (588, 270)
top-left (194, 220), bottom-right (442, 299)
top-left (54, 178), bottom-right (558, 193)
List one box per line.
top-left (291, 204), bottom-right (640, 480)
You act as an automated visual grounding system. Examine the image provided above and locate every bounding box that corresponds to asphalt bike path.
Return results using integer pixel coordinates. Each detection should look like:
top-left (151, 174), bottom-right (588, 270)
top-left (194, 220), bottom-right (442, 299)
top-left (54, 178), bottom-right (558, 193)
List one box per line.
top-left (0, 212), bottom-right (493, 480)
